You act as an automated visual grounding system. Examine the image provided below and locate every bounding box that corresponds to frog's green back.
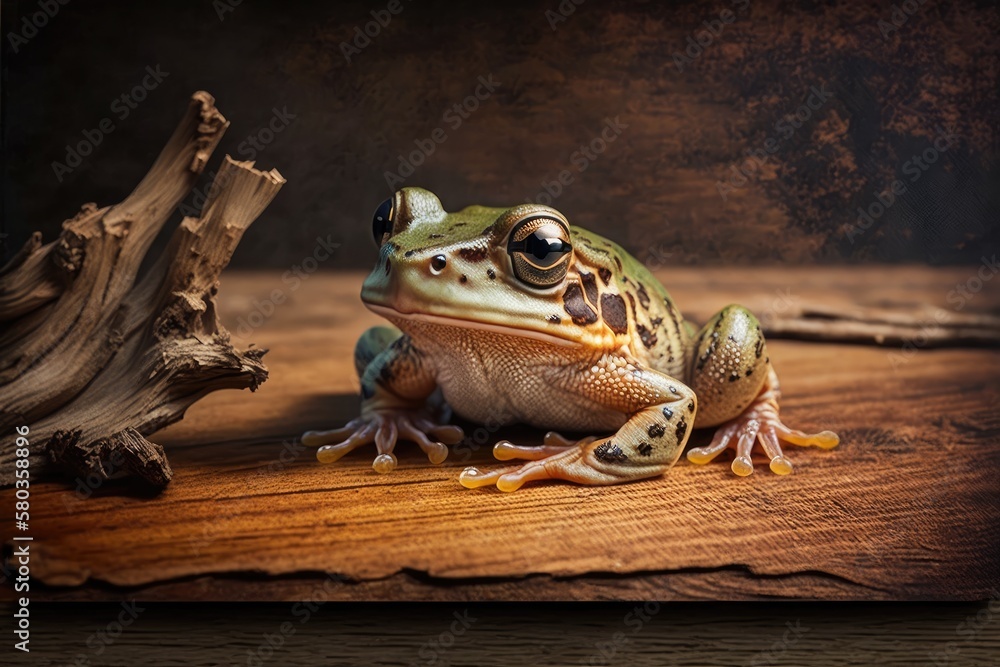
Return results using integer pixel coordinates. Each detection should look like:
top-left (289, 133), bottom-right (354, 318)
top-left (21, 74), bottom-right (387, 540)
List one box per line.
top-left (570, 226), bottom-right (691, 378)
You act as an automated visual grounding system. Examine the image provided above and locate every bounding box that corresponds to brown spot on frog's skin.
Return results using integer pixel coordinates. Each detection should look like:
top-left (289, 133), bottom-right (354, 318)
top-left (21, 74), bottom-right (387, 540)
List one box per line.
top-left (487, 268), bottom-right (496, 280)
top-left (614, 256), bottom-right (623, 271)
top-left (546, 314), bottom-right (561, 324)
top-left (595, 441), bottom-right (628, 463)
top-left (626, 293), bottom-right (637, 319)
top-left (676, 417), bottom-right (688, 441)
top-left (636, 323), bottom-right (658, 349)
top-left (579, 271), bottom-right (599, 308)
top-left (662, 406), bottom-right (673, 419)
top-left (650, 317), bottom-right (663, 327)
top-left (600, 293), bottom-right (628, 334)
top-left (637, 442), bottom-right (653, 457)
top-left (687, 401), bottom-right (694, 412)
top-left (563, 283), bottom-right (598, 325)
top-left (404, 250), bottom-right (416, 258)
top-left (636, 283), bottom-right (650, 308)
top-left (648, 423), bottom-right (665, 438)
top-left (429, 233), bottom-right (445, 239)
top-left (460, 274), bottom-right (468, 283)
top-left (458, 246), bottom-right (489, 262)
top-left (598, 267), bottom-right (612, 285)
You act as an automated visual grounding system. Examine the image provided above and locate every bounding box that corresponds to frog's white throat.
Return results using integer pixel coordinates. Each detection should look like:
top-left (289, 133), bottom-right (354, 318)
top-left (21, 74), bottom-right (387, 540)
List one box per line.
top-left (365, 303), bottom-right (579, 348)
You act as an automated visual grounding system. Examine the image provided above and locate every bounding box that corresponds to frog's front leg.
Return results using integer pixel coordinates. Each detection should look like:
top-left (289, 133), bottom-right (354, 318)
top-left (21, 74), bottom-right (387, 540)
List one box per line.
top-left (459, 355), bottom-right (697, 492)
top-left (684, 305), bottom-right (839, 476)
top-left (301, 326), bottom-right (463, 473)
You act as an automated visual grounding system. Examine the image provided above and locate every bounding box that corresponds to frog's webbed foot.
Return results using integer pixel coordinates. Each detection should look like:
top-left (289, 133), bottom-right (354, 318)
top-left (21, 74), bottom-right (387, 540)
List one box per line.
top-left (462, 377), bottom-right (698, 492)
top-left (302, 411), bottom-right (463, 473)
top-left (686, 367), bottom-right (839, 476)
top-left (459, 443), bottom-right (624, 492)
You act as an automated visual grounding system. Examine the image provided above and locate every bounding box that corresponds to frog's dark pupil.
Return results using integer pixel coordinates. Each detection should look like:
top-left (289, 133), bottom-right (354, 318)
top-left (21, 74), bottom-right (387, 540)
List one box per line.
top-left (523, 231), bottom-right (570, 267)
top-left (372, 198), bottom-right (394, 245)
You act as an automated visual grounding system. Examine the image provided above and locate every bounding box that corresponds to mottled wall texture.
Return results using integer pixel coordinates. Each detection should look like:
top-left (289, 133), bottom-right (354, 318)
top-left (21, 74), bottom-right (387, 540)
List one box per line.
top-left (3, 0), bottom-right (998, 268)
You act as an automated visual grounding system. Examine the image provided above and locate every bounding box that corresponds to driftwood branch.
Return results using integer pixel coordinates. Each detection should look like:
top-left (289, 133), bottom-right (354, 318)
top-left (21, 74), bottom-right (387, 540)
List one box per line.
top-left (0, 91), bottom-right (283, 489)
top-left (763, 302), bottom-right (1000, 347)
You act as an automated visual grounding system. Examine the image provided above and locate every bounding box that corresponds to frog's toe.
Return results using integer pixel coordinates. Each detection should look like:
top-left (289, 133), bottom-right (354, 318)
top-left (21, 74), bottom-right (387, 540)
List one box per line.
top-left (687, 374), bottom-right (839, 476)
top-left (312, 423), bottom-right (378, 464)
top-left (492, 433), bottom-right (596, 462)
top-left (458, 463), bottom-right (546, 491)
top-left (301, 418), bottom-right (366, 448)
top-left (397, 417), bottom-right (450, 465)
top-left (303, 412), bottom-right (462, 472)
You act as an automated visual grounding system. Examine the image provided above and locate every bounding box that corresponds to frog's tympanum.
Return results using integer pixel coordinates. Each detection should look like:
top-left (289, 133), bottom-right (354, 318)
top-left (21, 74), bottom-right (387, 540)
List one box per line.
top-left (302, 188), bottom-right (839, 491)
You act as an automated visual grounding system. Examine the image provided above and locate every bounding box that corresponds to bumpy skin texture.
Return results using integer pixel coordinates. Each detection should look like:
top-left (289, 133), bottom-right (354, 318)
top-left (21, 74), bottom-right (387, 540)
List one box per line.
top-left (302, 188), bottom-right (838, 490)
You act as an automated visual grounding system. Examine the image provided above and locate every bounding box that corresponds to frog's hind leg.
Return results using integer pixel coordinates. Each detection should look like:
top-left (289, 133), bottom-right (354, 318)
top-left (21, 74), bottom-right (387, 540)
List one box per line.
top-left (460, 365), bottom-right (698, 492)
top-left (684, 305), bottom-right (839, 476)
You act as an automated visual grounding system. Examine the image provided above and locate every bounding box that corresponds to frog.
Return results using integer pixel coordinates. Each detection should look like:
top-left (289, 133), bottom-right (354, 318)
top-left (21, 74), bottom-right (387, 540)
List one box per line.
top-left (301, 188), bottom-right (839, 491)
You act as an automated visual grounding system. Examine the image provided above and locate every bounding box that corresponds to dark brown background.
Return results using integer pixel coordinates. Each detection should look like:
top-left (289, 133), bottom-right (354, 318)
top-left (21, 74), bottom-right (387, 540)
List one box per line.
top-left (2, 0), bottom-right (998, 269)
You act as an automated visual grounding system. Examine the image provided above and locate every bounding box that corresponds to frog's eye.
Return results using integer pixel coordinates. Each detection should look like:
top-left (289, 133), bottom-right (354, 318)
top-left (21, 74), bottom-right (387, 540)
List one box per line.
top-left (507, 216), bottom-right (573, 288)
top-left (372, 197), bottom-right (394, 247)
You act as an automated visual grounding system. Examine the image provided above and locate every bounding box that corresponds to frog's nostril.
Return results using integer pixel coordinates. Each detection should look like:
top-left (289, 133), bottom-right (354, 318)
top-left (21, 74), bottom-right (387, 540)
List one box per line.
top-left (430, 254), bottom-right (447, 275)
top-left (384, 257), bottom-right (391, 275)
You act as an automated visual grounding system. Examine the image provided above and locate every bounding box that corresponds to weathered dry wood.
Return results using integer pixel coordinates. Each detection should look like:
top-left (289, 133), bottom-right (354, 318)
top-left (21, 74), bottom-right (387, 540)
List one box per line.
top-left (0, 92), bottom-right (283, 488)
top-left (5, 267), bottom-right (997, 601)
top-left (763, 301), bottom-right (1000, 347)
top-left (23, 604), bottom-right (1000, 665)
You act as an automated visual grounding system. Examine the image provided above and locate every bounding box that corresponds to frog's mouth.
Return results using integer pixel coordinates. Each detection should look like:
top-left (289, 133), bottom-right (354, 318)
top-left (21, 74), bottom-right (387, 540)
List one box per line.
top-left (365, 303), bottom-right (580, 348)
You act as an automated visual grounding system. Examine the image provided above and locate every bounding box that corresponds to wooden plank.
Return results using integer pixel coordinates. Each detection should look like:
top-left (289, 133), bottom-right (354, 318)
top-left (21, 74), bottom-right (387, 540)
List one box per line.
top-left (22, 603), bottom-right (1000, 666)
top-left (4, 267), bottom-right (999, 600)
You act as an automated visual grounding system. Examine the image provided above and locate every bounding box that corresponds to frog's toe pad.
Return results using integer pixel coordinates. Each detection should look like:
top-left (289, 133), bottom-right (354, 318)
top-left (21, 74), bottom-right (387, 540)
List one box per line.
top-left (302, 412), bottom-right (462, 471)
top-left (687, 402), bottom-right (838, 477)
top-left (459, 463), bottom-right (552, 492)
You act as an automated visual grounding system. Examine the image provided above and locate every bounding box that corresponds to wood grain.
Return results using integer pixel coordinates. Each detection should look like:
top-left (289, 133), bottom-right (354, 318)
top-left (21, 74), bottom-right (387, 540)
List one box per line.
top-left (18, 603), bottom-right (1000, 666)
top-left (3, 266), bottom-right (999, 601)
